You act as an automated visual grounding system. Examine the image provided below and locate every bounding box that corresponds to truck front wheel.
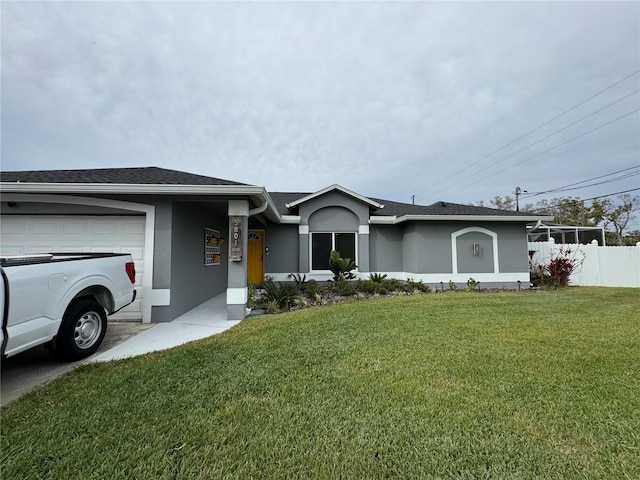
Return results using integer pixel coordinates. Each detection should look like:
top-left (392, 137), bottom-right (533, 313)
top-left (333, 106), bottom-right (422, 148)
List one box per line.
top-left (56, 299), bottom-right (107, 361)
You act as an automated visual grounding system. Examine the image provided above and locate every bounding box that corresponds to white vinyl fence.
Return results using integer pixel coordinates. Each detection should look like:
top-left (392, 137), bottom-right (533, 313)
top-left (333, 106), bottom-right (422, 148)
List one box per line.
top-left (528, 240), bottom-right (640, 287)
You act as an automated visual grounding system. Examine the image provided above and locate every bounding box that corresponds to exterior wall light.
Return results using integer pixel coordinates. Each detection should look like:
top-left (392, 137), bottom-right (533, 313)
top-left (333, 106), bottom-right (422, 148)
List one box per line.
top-left (472, 243), bottom-right (481, 256)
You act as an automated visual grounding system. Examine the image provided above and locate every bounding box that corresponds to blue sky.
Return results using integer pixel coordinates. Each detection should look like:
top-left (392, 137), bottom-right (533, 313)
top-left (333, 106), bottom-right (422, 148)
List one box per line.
top-left (2, 1), bottom-right (638, 216)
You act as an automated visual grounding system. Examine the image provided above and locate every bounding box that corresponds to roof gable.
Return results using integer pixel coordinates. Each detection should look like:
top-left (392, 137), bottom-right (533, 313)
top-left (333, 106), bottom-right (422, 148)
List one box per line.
top-left (284, 184), bottom-right (384, 210)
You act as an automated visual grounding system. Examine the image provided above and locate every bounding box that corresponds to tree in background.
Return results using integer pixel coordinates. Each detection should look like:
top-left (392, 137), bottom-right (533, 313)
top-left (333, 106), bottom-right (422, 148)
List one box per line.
top-left (598, 194), bottom-right (638, 245)
top-left (476, 194), bottom-right (639, 245)
top-left (532, 197), bottom-right (593, 226)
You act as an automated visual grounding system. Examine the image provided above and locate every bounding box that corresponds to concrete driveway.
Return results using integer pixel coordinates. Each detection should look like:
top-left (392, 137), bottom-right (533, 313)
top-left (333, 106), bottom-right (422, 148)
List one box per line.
top-left (1, 321), bottom-right (153, 407)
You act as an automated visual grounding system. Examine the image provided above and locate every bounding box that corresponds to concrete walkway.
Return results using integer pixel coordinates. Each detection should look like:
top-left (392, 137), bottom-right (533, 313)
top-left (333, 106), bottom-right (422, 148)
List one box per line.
top-left (91, 293), bottom-right (241, 362)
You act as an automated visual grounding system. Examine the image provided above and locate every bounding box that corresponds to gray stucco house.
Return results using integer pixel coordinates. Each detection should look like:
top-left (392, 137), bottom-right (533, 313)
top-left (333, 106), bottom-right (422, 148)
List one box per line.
top-left (1, 167), bottom-right (549, 323)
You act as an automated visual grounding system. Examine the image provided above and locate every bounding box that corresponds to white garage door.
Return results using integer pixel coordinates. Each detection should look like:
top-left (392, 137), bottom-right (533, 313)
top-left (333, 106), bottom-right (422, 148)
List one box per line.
top-left (0, 215), bottom-right (145, 321)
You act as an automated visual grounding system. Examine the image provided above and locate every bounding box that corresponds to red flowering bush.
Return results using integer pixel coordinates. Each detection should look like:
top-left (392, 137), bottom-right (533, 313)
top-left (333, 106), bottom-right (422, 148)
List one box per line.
top-left (543, 246), bottom-right (585, 288)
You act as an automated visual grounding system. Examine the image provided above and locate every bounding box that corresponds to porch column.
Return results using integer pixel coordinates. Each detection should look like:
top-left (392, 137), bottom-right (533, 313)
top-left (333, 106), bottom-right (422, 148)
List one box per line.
top-left (358, 225), bottom-right (370, 274)
top-left (227, 200), bottom-right (249, 321)
top-left (299, 225), bottom-right (310, 273)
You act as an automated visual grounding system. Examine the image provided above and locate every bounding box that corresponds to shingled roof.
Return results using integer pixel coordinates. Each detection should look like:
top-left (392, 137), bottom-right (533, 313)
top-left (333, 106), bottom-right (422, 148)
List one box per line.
top-left (269, 192), bottom-right (538, 218)
top-left (0, 167), bottom-right (248, 186)
top-left (1, 167), bottom-right (541, 219)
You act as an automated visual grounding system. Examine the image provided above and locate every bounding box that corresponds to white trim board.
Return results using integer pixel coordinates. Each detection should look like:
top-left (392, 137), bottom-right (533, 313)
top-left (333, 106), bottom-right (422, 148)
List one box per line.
top-left (264, 272), bottom-right (530, 284)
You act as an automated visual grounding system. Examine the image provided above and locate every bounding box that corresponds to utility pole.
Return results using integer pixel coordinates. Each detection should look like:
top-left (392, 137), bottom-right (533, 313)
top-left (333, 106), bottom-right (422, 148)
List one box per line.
top-left (411, 195), bottom-right (415, 205)
top-left (515, 186), bottom-right (527, 212)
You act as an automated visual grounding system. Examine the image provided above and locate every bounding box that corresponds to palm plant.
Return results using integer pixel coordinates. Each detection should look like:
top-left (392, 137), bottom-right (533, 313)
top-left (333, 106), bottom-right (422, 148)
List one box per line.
top-left (329, 250), bottom-right (357, 281)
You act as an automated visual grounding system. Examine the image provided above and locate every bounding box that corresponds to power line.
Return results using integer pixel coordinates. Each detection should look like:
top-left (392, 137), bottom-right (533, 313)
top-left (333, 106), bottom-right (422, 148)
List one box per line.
top-left (582, 188), bottom-right (640, 202)
top-left (446, 108), bottom-right (640, 195)
top-left (422, 69), bottom-right (640, 201)
top-left (522, 165), bottom-right (640, 198)
top-left (539, 172), bottom-right (639, 195)
top-left (427, 89), bottom-right (640, 200)
top-left (525, 187), bottom-right (640, 213)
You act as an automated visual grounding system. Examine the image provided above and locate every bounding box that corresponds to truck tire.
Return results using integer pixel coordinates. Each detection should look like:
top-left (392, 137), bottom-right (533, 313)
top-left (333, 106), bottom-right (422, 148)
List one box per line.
top-left (55, 299), bottom-right (107, 361)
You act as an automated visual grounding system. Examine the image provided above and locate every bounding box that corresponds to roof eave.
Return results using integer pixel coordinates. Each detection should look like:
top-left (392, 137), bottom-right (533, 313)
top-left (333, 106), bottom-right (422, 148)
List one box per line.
top-left (1, 182), bottom-right (284, 222)
top-left (0, 182), bottom-right (266, 196)
top-left (370, 214), bottom-right (554, 224)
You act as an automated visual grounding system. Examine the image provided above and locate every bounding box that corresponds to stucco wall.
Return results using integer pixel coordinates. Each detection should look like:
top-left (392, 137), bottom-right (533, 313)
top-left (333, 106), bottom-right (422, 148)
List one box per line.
top-left (308, 206), bottom-right (359, 231)
top-left (369, 225), bottom-right (403, 272)
top-left (262, 224), bottom-right (299, 274)
top-left (392, 221), bottom-right (529, 275)
top-left (152, 200), bottom-right (173, 291)
top-left (493, 223), bottom-right (530, 273)
top-left (456, 230), bottom-right (495, 274)
top-left (168, 202), bottom-right (228, 320)
top-left (403, 223), bottom-right (452, 274)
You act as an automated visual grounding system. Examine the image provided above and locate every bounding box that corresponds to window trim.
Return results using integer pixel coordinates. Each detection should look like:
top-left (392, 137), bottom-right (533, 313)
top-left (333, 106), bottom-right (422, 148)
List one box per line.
top-left (309, 231), bottom-right (358, 273)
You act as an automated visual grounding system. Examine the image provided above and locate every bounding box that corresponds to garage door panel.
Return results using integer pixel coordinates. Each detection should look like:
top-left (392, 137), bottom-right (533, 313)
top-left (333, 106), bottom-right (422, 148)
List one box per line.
top-left (1, 215), bottom-right (145, 321)
top-left (63, 222), bottom-right (85, 234)
top-left (93, 223), bottom-right (116, 235)
top-left (32, 222), bottom-right (56, 235)
top-left (1, 221), bottom-right (25, 235)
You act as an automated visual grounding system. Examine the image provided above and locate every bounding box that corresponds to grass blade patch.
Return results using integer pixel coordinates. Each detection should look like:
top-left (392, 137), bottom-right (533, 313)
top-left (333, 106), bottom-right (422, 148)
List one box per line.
top-left (2, 288), bottom-right (639, 479)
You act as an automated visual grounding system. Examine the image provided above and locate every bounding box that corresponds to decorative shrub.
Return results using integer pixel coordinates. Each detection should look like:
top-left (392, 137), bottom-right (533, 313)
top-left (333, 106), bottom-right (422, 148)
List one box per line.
top-left (543, 246), bottom-right (585, 288)
top-left (329, 250), bottom-right (357, 281)
top-left (368, 273), bottom-right (388, 283)
top-left (354, 279), bottom-right (380, 294)
top-left (256, 274), bottom-right (436, 313)
top-left (247, 280), bottom-right (257, 307)
top-left (289, 273), bottom-right (308, 287)
top-left (302, 279), bottom-right (323, 297)
top-left (329, 278), bottom-right (356, 296)
top-left (260, 278), bottom-right (299, 309)
top-left (381, 278), bottom-right (404, 293)
top-left (529, 263), bottom-right (545, 287)
top-left (406, 278), bottom-right (431, 293)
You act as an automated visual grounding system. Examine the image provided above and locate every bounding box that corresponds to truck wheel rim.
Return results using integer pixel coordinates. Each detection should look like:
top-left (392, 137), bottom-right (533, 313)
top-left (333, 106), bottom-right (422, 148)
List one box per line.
top-left (74, 312), bottom-right (102, 349)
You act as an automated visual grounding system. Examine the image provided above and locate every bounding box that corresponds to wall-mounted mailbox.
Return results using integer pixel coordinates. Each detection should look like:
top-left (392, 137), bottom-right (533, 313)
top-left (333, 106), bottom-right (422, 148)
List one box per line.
top-left (204, 228), bottom-right (221, 266)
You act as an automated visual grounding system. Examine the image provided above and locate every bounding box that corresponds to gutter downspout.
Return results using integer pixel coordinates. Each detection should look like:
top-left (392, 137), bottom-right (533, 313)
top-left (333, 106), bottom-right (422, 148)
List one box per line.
top-left (527, 220), bottom-right (542, 242)
top-left (249, 200), bottom-right (269, 217)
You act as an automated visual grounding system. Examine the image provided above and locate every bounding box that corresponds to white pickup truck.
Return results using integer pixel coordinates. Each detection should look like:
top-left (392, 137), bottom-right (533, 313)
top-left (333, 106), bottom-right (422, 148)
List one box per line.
top-left (1, 253), bottom-right (137, 361)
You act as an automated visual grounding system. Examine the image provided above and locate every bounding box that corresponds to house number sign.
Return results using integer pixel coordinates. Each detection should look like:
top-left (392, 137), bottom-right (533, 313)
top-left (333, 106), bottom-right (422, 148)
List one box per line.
top-left (229, 216), bottom-right (243, 262)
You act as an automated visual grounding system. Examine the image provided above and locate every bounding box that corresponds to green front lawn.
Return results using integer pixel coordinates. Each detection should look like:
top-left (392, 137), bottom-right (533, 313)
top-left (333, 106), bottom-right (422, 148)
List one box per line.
top-left (2, 288), bottom-right (639, 479)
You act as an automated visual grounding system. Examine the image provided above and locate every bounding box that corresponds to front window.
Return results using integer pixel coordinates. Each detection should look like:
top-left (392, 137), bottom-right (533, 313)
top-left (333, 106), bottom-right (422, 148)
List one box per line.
top-left (311, 232), bottom-right (356, 271)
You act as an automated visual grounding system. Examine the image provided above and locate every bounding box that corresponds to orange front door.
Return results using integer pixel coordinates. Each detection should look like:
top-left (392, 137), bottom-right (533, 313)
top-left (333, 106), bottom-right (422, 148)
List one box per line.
top-left (247, 230), bottom-right (264, 284)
